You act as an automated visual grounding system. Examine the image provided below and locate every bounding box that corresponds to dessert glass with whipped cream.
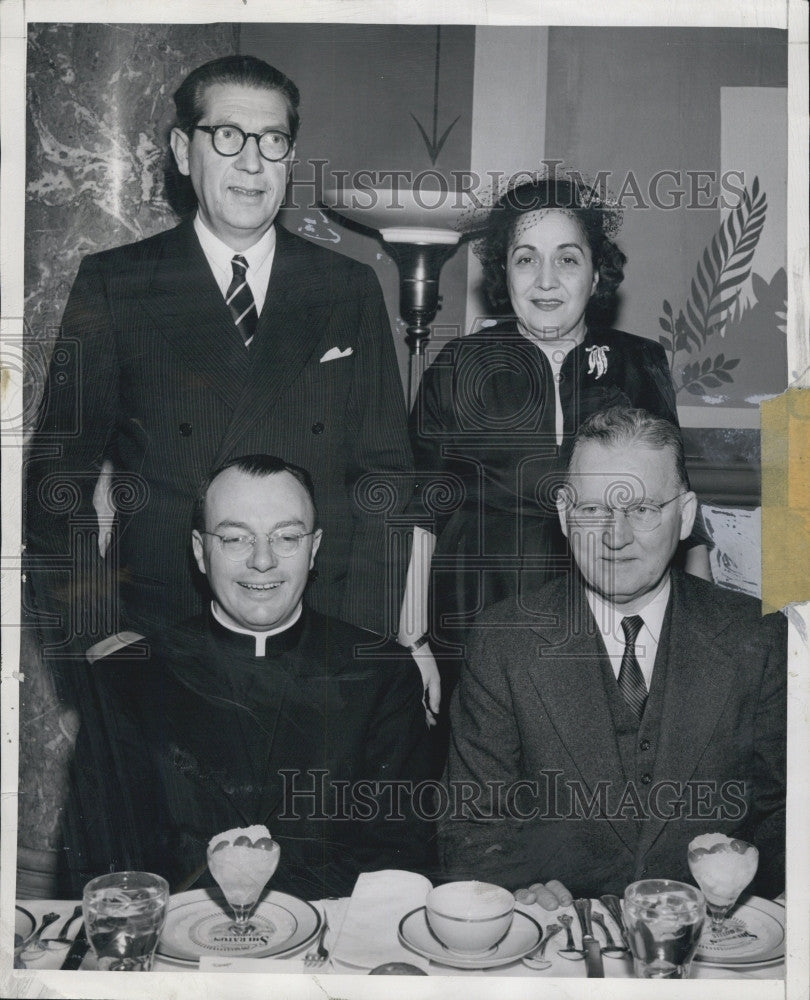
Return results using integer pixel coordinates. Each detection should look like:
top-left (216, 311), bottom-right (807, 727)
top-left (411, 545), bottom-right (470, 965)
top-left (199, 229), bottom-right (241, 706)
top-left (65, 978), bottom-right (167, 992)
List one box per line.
top-left (687, 833), bottom-right (759, 932)
top-left (207, 825), bottom-right (281, 934)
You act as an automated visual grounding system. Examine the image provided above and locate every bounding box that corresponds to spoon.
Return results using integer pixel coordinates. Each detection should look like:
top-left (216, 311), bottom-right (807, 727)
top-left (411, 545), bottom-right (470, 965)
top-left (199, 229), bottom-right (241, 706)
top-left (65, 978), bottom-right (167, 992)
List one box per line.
top-left (522, 922), bottom-right (562, 970)
top-left (556, 912), bottom-right (584, 960)
top-left (57, 905), bottom-right (83, 938)
top-left (18, 912), bottom-right (60, 958)
top-left (599, 894), bottom-right (631, 950)
top-left (591, 911), bottom-right (630, 957)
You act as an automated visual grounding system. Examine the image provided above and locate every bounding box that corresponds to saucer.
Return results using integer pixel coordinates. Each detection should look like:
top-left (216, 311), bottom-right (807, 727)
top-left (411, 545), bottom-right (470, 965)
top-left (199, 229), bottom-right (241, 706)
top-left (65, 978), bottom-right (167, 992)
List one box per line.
top-left (398, 906), bottom-right (542, 969)
top-left (157, 888), bottom-right (321, 964)
top-left (695, 896), bottom-right (785, 967)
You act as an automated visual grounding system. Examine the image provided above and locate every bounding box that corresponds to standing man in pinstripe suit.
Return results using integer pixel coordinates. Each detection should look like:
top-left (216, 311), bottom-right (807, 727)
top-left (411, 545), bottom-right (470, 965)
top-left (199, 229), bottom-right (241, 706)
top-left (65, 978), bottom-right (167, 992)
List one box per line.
top-left (25, 54), bottom-right (413, 652)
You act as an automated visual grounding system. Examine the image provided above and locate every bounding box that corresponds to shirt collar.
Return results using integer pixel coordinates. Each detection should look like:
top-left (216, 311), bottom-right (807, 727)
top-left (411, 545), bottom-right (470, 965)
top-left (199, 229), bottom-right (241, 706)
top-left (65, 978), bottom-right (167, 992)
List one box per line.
top-left (586, 575), bottom-right (671, 643)
top-left (194, 213), bottom-right (276, 274)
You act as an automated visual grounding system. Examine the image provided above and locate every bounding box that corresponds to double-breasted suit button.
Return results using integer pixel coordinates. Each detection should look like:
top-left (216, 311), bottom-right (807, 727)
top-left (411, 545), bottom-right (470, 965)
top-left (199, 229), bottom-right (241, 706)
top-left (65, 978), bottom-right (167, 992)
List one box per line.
top-left (311, 422), bottom-right (325, 435)
top-left (179, 423), bottom-right (192, 437)
top-left (640, 772), bottom-right (652, 785)
top-left (639, 739), bottom-right (651, 751)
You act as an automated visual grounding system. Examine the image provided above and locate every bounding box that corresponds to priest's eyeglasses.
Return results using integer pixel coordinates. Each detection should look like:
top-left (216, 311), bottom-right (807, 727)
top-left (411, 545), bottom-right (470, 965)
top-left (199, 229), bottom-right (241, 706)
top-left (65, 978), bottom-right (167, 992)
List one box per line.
top-left (194, 124), bottom-right (292, 161)
top-left (567, 493), bottom-right (687, 531)
top-left (201, 529), bottom-right (316, 560)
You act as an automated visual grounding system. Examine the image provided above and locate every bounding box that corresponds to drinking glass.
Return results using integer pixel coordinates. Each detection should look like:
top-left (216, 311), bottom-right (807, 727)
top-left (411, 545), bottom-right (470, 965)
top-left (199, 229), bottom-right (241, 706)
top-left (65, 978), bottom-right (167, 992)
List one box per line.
top-left (206, 836), bottom-right (280, 934)
top-left (83, 871), bottom-right (169, 971)
top-left (688, 836), bottom-right (759, 933)
top-left (623, 879), bottom-right (705, 979)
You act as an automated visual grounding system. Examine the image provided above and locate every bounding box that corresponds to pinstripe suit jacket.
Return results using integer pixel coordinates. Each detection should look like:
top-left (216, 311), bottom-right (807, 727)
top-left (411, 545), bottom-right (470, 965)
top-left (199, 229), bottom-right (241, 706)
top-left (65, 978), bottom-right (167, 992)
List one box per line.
top-left (26, 221), bottom-right (412, 643)
top-left (440, 570), bottom-right (787, 898)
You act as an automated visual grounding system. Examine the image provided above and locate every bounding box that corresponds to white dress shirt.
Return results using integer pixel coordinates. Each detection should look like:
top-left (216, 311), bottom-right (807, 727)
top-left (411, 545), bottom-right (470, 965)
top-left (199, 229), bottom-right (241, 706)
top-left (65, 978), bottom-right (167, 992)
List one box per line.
top-left (211, 601), bottom-right (302, 656)
top-left (585, 577), bottom-right (672, 691)
top-left (194, 214), bottom-right (276, 316)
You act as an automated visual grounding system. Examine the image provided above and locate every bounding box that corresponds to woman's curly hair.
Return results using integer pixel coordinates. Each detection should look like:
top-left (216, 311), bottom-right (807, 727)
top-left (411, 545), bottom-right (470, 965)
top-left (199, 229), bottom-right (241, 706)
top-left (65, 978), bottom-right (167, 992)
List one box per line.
top-left (475, 177), bottom-right (626, 319)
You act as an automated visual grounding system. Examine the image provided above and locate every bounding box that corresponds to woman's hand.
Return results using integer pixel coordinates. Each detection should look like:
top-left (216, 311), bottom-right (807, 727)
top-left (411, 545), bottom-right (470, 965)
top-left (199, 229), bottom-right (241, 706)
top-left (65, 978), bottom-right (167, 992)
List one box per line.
top-left (515, 880), bottom-right (573, 910)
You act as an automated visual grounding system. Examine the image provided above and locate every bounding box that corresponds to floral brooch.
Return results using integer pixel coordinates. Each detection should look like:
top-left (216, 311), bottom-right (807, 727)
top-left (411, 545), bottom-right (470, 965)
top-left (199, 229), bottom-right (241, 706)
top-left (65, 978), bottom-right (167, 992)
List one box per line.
top-left (586, 345), bottom-right (610, 380)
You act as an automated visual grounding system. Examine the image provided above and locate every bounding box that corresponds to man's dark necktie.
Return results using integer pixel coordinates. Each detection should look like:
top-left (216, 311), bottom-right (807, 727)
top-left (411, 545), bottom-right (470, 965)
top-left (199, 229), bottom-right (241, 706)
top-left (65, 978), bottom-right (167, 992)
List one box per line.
top-left (226, 254), bottom-right (258, 347)
top-left (619, 615), bottom-right (647, 720)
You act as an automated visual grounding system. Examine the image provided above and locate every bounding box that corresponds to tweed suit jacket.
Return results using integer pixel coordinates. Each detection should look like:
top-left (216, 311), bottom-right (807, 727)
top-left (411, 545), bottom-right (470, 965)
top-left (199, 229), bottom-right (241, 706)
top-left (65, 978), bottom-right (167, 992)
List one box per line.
top-left (440, 570), bottom-right (786, 898)
top-left (25, 221), bottom-right (412, 643)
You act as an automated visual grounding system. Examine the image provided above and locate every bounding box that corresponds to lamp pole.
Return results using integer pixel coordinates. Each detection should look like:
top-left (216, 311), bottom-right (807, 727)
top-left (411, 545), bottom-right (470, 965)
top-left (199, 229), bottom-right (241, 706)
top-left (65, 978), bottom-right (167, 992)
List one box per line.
top-left (381, 229), bottom-right (461, 408)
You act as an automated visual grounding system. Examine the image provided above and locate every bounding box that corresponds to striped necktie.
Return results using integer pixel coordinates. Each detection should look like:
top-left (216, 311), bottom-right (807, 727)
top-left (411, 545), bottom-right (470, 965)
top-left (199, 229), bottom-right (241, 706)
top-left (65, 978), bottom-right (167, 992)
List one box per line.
top-left (226, 254), bottom-right (258, 347)
top-left (618, 615), bottom-right (648, 720)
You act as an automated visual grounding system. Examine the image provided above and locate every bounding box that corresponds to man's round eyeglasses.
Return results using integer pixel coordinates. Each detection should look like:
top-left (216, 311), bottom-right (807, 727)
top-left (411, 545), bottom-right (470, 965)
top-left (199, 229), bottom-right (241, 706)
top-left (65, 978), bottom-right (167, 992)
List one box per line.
top-left (194, 124), bottom-right (292, 161)
top-left (201, 529), bottom-right (315, 560)
top-left (566, 492), bottom-right (687, 532)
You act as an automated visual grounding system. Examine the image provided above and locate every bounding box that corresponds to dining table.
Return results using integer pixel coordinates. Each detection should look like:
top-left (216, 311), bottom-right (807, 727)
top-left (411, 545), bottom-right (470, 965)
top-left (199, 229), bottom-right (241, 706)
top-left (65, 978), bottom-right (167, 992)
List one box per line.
top-left (13, 870), bottom-right (785, 982)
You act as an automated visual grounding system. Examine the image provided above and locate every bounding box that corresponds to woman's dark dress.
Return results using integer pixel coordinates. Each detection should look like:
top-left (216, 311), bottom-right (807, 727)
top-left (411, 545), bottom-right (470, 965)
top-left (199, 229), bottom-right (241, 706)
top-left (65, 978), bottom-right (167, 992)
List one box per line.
top-left (408, 324), bottom-right (679, 660)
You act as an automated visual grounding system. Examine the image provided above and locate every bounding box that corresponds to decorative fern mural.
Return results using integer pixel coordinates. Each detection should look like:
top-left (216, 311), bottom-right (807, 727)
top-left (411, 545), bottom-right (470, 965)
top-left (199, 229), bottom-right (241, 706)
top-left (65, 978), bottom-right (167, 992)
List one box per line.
top-left (658, 177), bottom-right (777, 397)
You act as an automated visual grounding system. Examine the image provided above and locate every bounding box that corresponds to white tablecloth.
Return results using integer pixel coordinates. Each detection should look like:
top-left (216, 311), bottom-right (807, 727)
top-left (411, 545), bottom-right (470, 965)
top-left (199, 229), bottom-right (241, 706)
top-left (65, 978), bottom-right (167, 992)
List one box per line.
top-left (14, 890), bottom-right (785, 981)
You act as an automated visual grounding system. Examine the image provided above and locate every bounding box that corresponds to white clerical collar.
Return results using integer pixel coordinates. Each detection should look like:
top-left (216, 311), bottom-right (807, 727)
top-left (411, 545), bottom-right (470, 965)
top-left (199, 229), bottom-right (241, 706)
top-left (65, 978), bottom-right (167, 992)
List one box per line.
top-left (194, 214), bottom-right (276, 274)
top-left (210, 601), bottom-right (302, 656)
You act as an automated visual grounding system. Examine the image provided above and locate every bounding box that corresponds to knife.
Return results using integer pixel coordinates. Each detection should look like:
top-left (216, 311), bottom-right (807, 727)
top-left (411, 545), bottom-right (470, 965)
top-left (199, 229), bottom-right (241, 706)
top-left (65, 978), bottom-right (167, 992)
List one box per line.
top-left (573, 899), bottom-right (604, 978)
top-left (60, 921), bottom-right (90, 970)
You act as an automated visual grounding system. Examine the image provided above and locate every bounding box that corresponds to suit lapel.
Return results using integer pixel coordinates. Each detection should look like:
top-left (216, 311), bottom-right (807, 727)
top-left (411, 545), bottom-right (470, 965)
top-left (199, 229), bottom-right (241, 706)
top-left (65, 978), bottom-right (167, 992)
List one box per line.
top-left (524, 580), bottom-right (637, 855)
top-left (636, 571), bottom-right (738, 858)
top-left (213, 228), bottom-right (332, 463)
top-left (139, 221), bottom-right (251, 410)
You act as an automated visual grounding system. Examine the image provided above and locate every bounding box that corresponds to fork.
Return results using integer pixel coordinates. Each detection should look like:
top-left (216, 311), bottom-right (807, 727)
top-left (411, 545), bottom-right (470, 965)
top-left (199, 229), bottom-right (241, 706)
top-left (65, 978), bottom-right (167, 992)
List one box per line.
top-left (303, 916), bottom-right (330, 967)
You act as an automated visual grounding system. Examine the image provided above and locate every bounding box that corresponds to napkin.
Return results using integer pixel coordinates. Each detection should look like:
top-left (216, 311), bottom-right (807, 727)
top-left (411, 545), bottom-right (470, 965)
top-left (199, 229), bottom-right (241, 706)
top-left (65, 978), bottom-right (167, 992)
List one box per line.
top-left (330, 869), bottom-right (432, 970)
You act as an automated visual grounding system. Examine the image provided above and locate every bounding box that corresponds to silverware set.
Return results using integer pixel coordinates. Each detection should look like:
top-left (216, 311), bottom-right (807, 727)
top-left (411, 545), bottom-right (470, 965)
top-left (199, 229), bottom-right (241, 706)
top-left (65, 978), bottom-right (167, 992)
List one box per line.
top-left (522, 896), bottom-right (631, 972)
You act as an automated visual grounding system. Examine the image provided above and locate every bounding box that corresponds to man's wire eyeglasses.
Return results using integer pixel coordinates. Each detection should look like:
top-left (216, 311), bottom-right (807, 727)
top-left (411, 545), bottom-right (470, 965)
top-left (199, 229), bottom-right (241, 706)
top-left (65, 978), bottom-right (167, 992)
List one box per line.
top-left (201, 529), bottom-right (316, 560)
top-left (566, 493), bottom-right (687, 532)
top-left (194, 124), bottom-right (292, 162)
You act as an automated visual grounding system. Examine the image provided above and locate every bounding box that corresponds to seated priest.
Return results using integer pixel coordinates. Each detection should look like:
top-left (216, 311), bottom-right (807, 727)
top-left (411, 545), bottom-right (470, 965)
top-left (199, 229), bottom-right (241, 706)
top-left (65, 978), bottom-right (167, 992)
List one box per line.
top-left (440, 405), bottom-right (786, 904)
top-left (60, 454), bottom-right (432, 899)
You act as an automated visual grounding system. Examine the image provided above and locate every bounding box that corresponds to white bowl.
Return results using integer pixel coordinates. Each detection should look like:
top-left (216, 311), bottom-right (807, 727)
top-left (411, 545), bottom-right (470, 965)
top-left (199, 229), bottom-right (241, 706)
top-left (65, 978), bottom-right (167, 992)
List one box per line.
top-left (426, 881), bottom-right (515, 954)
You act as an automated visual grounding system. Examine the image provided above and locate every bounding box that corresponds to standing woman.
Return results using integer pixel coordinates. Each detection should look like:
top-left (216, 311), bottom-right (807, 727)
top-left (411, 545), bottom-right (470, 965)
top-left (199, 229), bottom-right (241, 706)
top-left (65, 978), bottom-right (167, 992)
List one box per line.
top-left (401, 175), bottom-right (710, 739)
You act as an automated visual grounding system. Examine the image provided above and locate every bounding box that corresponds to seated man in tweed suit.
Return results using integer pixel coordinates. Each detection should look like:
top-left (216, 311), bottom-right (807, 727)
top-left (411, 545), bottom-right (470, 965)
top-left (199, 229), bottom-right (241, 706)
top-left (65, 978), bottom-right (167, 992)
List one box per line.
top-left (440, 406), bottom-right (785, 904)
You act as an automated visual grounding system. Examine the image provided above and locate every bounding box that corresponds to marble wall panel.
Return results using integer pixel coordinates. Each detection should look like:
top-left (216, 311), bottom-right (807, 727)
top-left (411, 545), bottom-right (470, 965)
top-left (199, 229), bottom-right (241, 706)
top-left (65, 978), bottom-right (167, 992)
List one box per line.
top-left (24, 22), bottom-right (238, 426)
top-left (19, 21), bottom-right (238, 866)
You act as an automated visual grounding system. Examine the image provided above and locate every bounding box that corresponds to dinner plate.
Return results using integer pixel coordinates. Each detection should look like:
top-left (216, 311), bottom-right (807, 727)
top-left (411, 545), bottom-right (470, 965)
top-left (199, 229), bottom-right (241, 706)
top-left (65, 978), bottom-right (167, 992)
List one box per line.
top-left (157, 888), bottom-right (321, 964)
top-left (695, 896), bottom-right (785, 967)
top-left (14, 906), bottom-right (35, 947)
top-left (398, 906), bottom-right (542, 969)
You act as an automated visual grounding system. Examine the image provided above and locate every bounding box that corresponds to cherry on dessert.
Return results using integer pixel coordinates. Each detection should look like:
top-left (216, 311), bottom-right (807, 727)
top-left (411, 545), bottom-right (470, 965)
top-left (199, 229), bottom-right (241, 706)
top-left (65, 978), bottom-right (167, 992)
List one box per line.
top-left (233, 835), bottom-right (253, 847)
top-left (253, 838), bottom-right (275, 851)
top-left (211, 840), bottom-right (228, 853)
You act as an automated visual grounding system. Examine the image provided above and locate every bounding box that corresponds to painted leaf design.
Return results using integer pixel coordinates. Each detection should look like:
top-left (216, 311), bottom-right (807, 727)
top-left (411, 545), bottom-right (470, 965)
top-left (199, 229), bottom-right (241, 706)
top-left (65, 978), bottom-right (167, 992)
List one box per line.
top-left (660, 179), bottom-right (767, 395)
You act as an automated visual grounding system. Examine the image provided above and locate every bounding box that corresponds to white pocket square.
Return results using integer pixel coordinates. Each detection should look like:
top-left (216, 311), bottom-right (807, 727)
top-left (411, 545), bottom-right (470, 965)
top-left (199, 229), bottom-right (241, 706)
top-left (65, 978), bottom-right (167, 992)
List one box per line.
top-left (320, 346), bottom-right (353, 363)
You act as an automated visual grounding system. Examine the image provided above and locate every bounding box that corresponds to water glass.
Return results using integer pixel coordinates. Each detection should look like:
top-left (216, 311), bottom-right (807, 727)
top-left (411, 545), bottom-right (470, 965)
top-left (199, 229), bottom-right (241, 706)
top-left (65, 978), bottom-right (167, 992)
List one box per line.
top-left (623, 879), bottom-right (705, 979)
top-left (83, 871), bottom-right (169, 971)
